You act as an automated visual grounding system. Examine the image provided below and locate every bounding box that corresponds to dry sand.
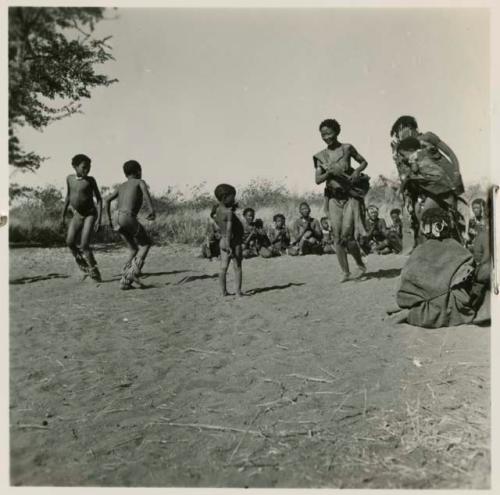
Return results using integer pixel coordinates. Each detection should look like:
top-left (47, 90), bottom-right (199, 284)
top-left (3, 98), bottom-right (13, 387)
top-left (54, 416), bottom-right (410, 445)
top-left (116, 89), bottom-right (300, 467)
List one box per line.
top-left (9, 245), bottom-right (490, 488)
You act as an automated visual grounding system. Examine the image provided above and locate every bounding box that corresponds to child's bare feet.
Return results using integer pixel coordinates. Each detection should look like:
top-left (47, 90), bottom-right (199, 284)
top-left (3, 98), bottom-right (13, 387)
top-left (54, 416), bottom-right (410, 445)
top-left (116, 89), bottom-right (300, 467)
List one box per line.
top-left (340, 272), bottom-right (351, 283)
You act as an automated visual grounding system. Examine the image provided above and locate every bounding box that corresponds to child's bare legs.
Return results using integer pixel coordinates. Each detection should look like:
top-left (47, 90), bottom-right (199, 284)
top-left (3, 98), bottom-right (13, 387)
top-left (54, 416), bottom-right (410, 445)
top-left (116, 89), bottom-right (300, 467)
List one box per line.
top-left (233, 246), bottom-right (243, 296)
top-left (66, 214), bottom-right (88, 273)
top-left (80, 214), bottom-right (98, 268)
top-left (219, 250), bottom-right (231, 296)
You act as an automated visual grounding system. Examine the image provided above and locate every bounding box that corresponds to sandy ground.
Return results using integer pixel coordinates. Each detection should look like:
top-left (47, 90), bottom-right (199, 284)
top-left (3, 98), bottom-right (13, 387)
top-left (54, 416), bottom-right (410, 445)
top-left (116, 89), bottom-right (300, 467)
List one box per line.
top-left (9, 245), bottom-right (490, 488)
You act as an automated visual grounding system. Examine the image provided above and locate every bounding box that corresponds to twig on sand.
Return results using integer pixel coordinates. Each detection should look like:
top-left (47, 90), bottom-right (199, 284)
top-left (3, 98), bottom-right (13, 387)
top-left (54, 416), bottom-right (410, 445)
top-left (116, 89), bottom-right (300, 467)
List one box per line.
top-left (286, 373), bottom-right (334, 384)
top-left (163, 421), bottom-right (262, 436)
top-left (331, 396), bottom-right (350, 417)
top-left (15, 424), bottom-right (50, 430)
top-left (319, 367), bottom-right (337, 380)
top-left (183, 347), bottom-right (220, 355)
top-left (228, 410), bottom-right (263, 463)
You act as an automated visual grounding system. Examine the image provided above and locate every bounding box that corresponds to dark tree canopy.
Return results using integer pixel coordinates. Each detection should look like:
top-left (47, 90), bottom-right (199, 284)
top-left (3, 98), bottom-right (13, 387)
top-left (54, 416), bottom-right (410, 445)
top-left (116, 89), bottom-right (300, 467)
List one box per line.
top-left (9, 7), bottom-right (117, 171)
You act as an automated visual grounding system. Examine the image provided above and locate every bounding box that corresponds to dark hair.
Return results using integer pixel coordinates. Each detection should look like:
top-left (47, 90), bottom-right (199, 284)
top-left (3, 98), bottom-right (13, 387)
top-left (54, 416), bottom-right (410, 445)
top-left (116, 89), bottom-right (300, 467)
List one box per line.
top-left (319, 119), bottom-right (341, 135)
top-left (123, 160), bottom-right (142, 176)
top-left (397, 137), bottom-right (421, 153)
top-left (71, 154), bottom-right (91, 167)
top-left (273, 213), bottom-right (285, 222)
top-left (214, 183), bottom-right (236, 202)
top-left (390, 208), bottom-right (401, 216)
top-left (320, 216), bottom-right (329, 222)
top-left (472, 198), bottom-right (486, 207)
top-left (210, 204), bottom-right (218, 218)
top-left (254, 219), bottom-right (264, 229)
top-left (421, 207), bottom-right (449, 228)
top-left (299, 202), bottom-right (310, 209)
top-left (390, 116), bottom-right (418, 137)
top-left (243, 207), bottom-right (255, 216)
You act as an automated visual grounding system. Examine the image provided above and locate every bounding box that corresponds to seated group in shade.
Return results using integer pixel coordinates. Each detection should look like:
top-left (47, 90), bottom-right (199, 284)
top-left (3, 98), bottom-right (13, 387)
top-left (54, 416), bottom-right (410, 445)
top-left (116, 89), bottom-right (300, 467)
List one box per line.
top-left (201, 201), bottom-right (337, 260)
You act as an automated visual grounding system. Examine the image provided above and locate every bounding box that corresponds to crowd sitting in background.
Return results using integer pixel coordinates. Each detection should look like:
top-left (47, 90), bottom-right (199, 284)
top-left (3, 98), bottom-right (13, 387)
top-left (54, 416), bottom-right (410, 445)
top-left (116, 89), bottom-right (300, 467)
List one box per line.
top-left (360, 205), bottom-right (402, 255)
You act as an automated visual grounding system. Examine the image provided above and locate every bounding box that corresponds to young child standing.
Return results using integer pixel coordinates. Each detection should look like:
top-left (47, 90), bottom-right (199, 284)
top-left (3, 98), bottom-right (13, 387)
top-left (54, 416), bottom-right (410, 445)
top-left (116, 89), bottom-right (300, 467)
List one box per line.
top-left (104, 160), bottom-right (156, 290)
top-left (213, 184), bottom-right (244, 297)
top-left (61, 154), bottom-right (103, 281)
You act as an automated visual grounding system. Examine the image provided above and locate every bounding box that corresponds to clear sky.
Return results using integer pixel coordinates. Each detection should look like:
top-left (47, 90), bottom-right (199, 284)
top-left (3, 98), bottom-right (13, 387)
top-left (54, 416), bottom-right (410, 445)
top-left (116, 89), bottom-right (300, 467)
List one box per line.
top-left (11, 7), bottom-right (490, 196)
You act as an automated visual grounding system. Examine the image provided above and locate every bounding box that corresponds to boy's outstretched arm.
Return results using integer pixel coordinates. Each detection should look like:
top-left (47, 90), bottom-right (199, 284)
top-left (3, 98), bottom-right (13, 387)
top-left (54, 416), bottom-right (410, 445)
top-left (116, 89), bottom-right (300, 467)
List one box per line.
top-left (104, 190), bottom-right (119, 230)
top-left (139, 180), bottom-right (156, 220)
top-left (61, 177), bottom-right (70, 228)
top-left (92, 177), bottom-right (103, 231)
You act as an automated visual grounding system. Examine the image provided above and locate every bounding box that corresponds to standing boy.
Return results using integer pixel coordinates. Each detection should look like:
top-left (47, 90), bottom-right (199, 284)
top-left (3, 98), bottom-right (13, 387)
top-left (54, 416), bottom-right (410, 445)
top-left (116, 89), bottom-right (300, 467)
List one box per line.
top-left (105, 160), bottom-right (156, 290)
top-left (213, 184), bottom-right (244, 297)
top-left (61, 154), bottom-right (102, 281)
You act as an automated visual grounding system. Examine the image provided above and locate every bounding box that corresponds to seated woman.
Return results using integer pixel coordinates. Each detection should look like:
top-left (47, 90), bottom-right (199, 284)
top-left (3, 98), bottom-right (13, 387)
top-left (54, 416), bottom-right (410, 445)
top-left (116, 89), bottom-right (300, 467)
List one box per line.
top-left (387, 207), bottom-right (488, 328)
top-left (268, 214), bottom-right (291, 256)
top-left (320, 217), bottom-right (336, 254)
top-left (200, 204), bottom-right (221, 260)
top-left (467, 198), bottom-right (488, 247)
top-left (288, 202), bottom-right (323, 256)
top-left (253, 218), bottom-right (273, 259)
top-left (361, 205), bottom-right (392, 255)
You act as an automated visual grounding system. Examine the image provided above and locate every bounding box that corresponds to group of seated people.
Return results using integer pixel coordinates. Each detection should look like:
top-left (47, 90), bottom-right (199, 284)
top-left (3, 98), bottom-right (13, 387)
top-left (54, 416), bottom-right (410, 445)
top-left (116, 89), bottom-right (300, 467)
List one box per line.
top-left (200, 200), bottom-right (404, 260)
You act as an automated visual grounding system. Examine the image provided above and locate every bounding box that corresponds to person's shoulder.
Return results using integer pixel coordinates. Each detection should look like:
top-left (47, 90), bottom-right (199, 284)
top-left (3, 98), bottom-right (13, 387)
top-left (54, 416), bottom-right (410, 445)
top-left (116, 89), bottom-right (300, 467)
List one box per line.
top-left (420, 131), bottom-right (440, 144)
top-left (313, 148), bottom-right (328, 164)
top-left (66, 173), bottom-right (76, 182)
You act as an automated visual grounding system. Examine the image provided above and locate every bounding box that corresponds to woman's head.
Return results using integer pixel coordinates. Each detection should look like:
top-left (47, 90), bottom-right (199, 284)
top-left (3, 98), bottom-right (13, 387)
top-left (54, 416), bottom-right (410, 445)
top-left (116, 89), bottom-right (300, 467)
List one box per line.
top-left (390, 115), bottom-right (418, 137)
top-left (319, 119), bottom-right (341, 146)
top-left (421, 207), bottom-right (450, 239)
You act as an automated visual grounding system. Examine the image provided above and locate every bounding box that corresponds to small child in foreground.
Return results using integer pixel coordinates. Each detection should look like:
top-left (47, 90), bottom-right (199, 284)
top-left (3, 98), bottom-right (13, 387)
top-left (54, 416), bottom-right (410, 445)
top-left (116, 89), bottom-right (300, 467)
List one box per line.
top-left (105, 160), bottom-right (156, 290)
top-left (214, 184), bottom-right (245, 297)
top-left (61, 154), bottom-right (103, 281)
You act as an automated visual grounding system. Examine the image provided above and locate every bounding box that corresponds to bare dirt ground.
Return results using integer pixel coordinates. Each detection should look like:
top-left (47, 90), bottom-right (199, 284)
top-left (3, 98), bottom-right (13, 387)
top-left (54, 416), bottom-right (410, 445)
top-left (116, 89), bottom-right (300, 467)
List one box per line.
top-left (9, 245), bottom-right (490, 488)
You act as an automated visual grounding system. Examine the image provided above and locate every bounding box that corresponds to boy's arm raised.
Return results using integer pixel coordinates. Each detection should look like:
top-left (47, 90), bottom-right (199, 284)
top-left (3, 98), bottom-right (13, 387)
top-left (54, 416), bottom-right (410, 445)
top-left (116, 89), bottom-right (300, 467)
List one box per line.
top-left (140, 180), bottom-right (156, 220)
top-left (61, 177), bottom-right (70, 228)
top-left (91, 177), bottom-right (103, 231)
top-left (104, 190), bottom-right (119, 230)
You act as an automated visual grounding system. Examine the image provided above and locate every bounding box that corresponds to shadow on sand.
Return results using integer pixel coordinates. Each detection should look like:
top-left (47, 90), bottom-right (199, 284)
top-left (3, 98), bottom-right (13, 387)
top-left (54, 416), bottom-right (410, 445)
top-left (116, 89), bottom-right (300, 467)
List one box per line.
top-left (176, 273), bottom-right (218, 285)
top-left (358, 268), bottom-right (402, 281)
top-left (10, 273), bottom-right (70, 285)
top-left (247, 282), bottom-right (305, 295)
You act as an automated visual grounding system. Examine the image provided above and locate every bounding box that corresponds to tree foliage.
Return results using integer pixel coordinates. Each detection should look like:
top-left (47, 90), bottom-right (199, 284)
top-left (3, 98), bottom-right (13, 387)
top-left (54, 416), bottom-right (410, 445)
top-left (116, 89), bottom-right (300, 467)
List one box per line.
top-left (9, 7), bottom-right (117, 171)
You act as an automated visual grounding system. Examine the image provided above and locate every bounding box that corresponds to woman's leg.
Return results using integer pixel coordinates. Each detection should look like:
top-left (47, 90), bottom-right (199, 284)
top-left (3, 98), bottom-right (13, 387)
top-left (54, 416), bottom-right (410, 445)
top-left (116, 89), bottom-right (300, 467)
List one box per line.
top-left (329, 199), bottom-right (350, 278)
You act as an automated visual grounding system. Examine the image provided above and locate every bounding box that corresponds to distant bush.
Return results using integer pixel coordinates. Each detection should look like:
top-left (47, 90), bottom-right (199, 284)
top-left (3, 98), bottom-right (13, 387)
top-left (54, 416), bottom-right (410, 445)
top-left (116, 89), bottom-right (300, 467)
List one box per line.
top-left (8, 178), bottom-right (487, 247)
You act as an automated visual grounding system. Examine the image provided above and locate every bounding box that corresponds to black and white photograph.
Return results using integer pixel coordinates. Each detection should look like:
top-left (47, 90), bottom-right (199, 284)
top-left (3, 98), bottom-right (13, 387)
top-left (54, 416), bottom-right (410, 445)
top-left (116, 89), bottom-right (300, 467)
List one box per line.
top-left (3, 0), bottom-right (497, 490)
